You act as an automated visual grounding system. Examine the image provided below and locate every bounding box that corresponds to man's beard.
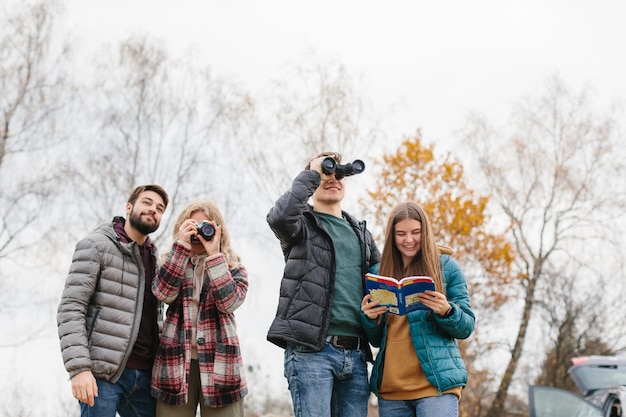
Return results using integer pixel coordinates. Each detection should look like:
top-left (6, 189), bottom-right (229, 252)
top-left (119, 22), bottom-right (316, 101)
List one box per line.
top-left (128, 207), bottom-right (159, 235)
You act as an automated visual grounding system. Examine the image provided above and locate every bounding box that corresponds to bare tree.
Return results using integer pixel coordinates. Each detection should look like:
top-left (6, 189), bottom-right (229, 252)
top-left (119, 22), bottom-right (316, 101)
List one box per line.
top-left (63, 36), bottom-right (254, 244)
top-left (239, 55), bottom-right (384, 208)
top-left (0, 0), bottom-right (72, 264)
top-left (534, 268), bottom-right (626, 391)
top-left (461, 74), bottom-right (625, 417)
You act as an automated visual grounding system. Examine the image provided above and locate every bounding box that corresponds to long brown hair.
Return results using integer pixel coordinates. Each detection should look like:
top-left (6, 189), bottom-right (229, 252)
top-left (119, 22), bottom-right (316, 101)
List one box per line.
top-left (172, 199), bottom-right (240, 269)
top-left (379, 201), bottom-right (444, 293)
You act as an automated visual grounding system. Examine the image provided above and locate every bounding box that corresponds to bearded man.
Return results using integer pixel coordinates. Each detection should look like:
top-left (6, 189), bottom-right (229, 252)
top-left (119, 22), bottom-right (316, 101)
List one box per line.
top-left (57, 184), bottom-right (169, 417)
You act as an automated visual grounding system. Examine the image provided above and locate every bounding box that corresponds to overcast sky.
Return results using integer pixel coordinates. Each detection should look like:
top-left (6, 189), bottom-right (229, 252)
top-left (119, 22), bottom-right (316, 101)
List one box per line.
top-left (62, 0), bottom-right (626, 151)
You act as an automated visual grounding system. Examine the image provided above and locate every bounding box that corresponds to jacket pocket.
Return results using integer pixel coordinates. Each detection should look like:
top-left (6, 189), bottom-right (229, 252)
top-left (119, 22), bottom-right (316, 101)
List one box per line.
top-left (153, 343), bottom-right (185, 392)
top-left (86, 308), bottom-right (101, 345)
top-left (212, 344), bottom-right (242, 390)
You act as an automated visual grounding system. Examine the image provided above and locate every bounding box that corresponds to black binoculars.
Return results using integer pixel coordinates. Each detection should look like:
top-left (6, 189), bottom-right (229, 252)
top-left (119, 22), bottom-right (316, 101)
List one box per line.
top-left (321, 157), bottom-right (365, 180)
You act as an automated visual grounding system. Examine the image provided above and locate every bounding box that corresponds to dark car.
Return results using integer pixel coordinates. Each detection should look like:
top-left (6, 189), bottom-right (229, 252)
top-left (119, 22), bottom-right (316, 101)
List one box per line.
top-left (529, 356), bottom-right (626, 417)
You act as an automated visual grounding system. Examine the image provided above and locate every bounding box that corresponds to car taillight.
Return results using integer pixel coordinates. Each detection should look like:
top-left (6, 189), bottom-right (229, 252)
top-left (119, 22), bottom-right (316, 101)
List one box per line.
top-left (571, 356), bottom-right (590, 366)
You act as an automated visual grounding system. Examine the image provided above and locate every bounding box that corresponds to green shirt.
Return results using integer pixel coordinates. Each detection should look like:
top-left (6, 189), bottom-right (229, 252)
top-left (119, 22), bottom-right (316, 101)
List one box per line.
top-left (316, 211), bottom-right (364, 338)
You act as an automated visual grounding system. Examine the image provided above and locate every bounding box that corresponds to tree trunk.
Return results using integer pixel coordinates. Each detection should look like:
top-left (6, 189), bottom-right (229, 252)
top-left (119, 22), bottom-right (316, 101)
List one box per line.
top-left (485, 274), bottom-right (537, 417)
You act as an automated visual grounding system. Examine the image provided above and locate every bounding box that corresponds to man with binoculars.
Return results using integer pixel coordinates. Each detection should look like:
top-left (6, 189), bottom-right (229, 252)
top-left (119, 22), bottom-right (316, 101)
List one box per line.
top-left (267, 151), bottom-right (380, 417)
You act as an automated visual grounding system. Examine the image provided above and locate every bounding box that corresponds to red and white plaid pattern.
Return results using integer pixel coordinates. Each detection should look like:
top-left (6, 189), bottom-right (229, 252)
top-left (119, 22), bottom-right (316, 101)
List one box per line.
top-left (151, 242), bottom-right (249, 407)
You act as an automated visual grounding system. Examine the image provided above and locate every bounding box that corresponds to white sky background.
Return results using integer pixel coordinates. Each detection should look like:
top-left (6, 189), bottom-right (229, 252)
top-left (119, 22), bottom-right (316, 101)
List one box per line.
top-left (4, 0), bottom-right (626, 413)
top-left (61, 0), bottom-right (626, 149)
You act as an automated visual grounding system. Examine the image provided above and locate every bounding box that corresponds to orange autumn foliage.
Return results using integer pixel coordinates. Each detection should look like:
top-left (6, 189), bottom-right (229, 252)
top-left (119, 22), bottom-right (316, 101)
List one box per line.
top-left (361, 132), bottom-right (516, 309)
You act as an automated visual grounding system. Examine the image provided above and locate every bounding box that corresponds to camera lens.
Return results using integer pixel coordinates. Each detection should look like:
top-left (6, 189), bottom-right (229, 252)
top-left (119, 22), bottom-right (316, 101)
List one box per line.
top-left (196, 221), bottom-right (215, 241)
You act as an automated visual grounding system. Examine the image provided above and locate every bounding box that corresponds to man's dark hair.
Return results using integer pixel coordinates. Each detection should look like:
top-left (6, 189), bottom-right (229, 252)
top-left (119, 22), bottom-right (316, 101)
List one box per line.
top-left (127, 184), bottom-right (169, 209)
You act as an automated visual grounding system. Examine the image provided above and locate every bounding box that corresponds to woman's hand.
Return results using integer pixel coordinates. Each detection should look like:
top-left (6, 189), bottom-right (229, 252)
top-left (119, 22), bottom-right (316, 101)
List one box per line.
top-left (177, 219), bottom-right (221, 256)
top-left (361, 294), bottom-right (388, 319)
top-left (419, 290), bottom-right (451, 316)
top-left (177, 219), bottom-right (198, 245)
top-left (198, 220), bottom-right (221, 256)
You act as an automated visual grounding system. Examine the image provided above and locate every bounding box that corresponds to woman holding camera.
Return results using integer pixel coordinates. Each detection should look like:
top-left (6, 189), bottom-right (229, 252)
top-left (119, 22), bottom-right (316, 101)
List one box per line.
top-left (151, 199), bottom-right (248, 417)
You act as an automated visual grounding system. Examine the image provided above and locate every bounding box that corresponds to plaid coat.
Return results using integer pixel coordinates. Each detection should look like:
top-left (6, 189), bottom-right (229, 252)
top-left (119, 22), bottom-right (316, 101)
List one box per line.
top-left (151, 242), bottom-right (248, 407)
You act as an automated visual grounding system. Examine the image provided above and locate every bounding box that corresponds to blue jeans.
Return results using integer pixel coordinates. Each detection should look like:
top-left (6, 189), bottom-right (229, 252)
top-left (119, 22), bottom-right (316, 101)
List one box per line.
top-left (284, 342), bottom-right (369, 417)
top-left (377, 394), bottom-right (458, 417)
top-left (79, 368), bottom-right (156, 417)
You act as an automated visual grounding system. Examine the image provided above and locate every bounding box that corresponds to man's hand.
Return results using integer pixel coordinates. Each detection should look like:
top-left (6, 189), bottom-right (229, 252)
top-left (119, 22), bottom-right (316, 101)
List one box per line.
top-left (71, 370), bottom-right (98, 406)
top-left (308, 156), bottom-right (326, 175)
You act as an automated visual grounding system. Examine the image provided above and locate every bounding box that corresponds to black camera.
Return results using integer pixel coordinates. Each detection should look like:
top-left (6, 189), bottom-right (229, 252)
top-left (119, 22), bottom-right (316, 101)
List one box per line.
top-left (191, 220), bottom-right (215, 242)
top-left (321, 157), bottom-right (365, 180)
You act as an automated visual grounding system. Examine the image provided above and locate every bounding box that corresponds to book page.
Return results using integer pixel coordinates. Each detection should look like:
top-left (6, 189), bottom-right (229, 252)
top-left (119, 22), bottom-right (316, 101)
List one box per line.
top-left (365, 273), bottom-right (435, 315)
top-left (369, 288), bottom-right (398, 306)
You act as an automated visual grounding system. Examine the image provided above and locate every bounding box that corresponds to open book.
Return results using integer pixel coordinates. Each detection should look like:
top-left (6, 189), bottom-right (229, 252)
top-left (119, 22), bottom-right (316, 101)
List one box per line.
top-left (365, 273), bottom-right (435, 315)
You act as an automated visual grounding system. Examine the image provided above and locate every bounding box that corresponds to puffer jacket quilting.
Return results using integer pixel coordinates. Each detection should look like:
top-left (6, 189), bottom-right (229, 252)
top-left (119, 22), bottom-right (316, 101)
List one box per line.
top-left (362, 254), bottom-right (475, 394)
top-left (266, 170), bottom-right (381, 351)
top-left (57, 217), bottom-right (162, 383)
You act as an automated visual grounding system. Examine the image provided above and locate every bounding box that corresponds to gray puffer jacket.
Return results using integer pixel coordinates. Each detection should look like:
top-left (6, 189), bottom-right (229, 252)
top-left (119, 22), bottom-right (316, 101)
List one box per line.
top-left (57, 217), bottom-right (162, 383)
top-left (266, 170), bottom-right (381, 351)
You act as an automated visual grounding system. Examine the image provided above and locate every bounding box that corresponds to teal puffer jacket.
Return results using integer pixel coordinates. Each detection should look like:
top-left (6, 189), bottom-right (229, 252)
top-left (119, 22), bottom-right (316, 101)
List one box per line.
top-left (362, 254), bottom-right (475, 395)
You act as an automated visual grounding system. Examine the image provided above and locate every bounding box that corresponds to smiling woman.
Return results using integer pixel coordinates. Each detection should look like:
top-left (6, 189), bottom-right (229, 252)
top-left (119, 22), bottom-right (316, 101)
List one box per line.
top-left (361, 201), bottom-right (474, 417)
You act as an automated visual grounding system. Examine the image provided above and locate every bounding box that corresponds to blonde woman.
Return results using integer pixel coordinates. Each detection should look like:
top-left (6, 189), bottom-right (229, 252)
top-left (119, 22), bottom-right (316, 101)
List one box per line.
top-left (151, 200), bottom-right (248, 417)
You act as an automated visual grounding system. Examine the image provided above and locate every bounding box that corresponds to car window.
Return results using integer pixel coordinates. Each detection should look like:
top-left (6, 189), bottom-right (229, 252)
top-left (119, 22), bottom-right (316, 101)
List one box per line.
top-left (529, 386), bottom-right (602, 417)
top-left (571, 365), bottom-right (626, 392)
